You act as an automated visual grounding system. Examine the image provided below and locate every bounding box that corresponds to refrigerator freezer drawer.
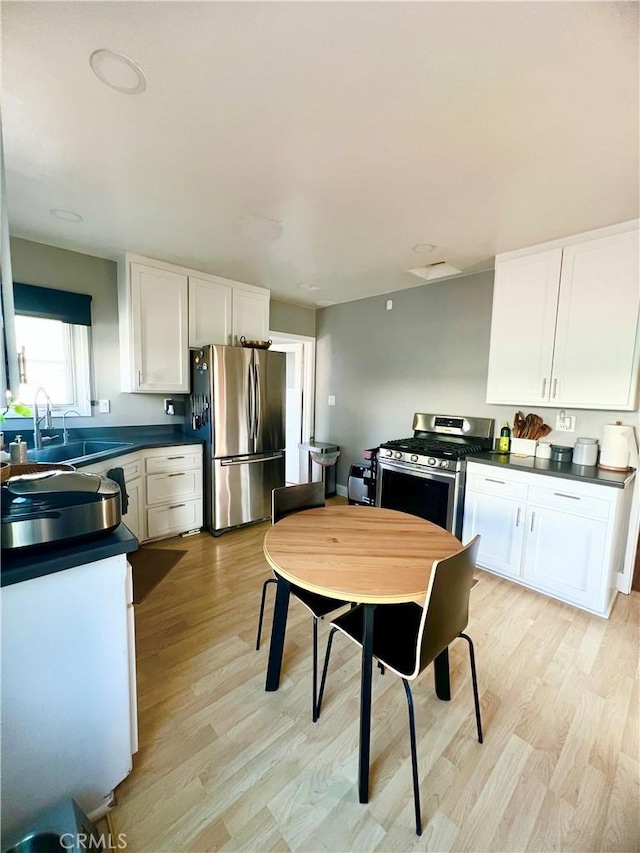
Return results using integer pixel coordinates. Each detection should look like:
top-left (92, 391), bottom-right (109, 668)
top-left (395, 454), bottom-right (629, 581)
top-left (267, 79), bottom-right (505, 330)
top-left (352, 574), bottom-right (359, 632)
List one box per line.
top-left (213, 452), bottom-right (284, 533)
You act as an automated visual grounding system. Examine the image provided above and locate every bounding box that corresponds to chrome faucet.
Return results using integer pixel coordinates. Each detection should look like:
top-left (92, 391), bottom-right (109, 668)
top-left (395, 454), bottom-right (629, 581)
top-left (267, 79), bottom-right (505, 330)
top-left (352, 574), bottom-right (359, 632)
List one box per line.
top-left (61, 410), bottom-right (81, 444)
top-left (32, 387), bottom-right (54, 450)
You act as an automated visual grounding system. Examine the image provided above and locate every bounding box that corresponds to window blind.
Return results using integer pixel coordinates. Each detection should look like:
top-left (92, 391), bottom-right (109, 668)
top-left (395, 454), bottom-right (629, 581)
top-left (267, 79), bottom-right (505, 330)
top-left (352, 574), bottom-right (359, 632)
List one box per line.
top-left (13, 282), bottom-right (92, 326)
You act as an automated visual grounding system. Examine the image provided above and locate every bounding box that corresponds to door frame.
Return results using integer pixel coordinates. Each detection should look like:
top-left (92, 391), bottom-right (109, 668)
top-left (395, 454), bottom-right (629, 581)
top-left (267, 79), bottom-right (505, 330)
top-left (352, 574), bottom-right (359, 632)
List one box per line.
top-left (269, 331), bottom-right (316, 483)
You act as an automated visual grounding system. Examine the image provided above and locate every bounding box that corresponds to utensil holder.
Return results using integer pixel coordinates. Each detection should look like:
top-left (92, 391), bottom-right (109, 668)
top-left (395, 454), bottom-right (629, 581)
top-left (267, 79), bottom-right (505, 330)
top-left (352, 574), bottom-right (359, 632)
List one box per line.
top-left (510, 438), bottom-right (537, 456)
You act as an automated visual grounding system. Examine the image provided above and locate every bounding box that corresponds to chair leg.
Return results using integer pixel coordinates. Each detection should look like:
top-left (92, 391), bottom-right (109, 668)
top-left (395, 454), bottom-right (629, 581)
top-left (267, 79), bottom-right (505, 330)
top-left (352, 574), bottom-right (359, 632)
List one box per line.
top-left (312, 616), bottom-right (319, 722)
top-left (401, 678), bottom-right (422, 836)
top-left (256, 578), bottom-right (278, 651)
top-left (316, 626), bottom-right (338, 718)
top-left (459, 632), bottom-right (483, 744)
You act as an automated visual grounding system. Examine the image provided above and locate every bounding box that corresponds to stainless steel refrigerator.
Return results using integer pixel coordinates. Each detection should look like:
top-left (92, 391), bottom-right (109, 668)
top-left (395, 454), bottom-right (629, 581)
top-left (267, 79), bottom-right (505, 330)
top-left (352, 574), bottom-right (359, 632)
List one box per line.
top-left (187, 344), bottom-right (286, 535)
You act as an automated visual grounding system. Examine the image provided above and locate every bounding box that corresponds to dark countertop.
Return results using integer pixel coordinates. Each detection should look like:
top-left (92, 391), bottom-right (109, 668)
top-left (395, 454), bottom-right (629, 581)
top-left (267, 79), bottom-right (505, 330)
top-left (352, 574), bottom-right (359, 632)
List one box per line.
top-left (1, 523), bottom-right (139, 587)
top-left (1, 425), bottom-right (203, 469)
top-left (467, 451), bottom-right (636, 489)
top-left (1, 426), bottom-right (200, 586)
top-left (72, 428), bottom-right (202, 468)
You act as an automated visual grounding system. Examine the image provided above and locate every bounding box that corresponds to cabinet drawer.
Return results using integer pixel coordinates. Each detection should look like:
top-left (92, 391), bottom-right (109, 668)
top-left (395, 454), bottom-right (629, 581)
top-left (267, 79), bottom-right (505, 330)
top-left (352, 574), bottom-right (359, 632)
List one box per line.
top-left (146, 470), bottom-right (202, 505)
top-left (145, 449), bottom-right (201, 474)
top-left (146, 498), bottom-right (202, 540)
top-left (466, 472), bottom-right (528, 502)
top-left (120, 457), bottom-right (142, 481)
top-left (528, 484), bottom-right (612, 521)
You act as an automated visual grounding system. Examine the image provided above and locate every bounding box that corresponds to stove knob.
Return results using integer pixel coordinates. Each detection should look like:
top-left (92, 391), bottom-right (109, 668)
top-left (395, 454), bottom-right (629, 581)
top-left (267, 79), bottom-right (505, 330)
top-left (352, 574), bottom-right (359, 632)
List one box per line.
top-left (385, 449), bottom-right (393, 457)
top-left (427, 457), bottom-right (436, 466)
top-left (395, 452), bottom-right (403, 460)
top-left (439, 460), bottom-right (449, 468)
top-left (410, 454), bottom-right (419, 463)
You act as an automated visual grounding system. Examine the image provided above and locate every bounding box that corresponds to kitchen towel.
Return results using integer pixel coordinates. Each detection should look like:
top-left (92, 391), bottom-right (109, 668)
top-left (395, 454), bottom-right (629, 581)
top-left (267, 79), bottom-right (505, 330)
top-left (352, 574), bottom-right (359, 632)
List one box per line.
top-left (598, 423), bottom-right (638, 471)
top-left (106, 467), bottom-right (129, 514)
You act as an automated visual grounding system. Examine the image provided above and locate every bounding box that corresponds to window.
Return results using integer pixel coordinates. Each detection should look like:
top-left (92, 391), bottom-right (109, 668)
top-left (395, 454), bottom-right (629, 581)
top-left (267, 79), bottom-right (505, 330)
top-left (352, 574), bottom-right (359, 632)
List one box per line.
top-left (5, 282), bottom-right (93, 418)
top-left (13, 315), bottom-right (92, 415)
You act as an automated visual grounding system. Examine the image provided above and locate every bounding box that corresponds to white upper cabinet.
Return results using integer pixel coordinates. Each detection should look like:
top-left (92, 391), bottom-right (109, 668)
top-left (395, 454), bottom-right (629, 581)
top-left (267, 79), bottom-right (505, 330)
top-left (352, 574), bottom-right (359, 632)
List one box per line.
top-left (188, 275), bottom-right (233, 347)
top-left (119, 259), bottom-right (189, 393)
top-left (188, 274), bottom-right (270, 347)
top-left (486, 222), bottom-right (640, 409)
top-left (120, 255), bottom-right (271, 389)
top-left (232, 285), bottom-right (270, 343)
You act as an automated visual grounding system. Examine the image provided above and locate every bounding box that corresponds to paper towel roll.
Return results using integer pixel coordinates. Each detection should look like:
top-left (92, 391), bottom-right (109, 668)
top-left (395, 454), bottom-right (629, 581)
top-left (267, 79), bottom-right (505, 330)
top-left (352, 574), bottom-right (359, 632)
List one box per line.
top-left (598, 423), bottom-right (638, 471)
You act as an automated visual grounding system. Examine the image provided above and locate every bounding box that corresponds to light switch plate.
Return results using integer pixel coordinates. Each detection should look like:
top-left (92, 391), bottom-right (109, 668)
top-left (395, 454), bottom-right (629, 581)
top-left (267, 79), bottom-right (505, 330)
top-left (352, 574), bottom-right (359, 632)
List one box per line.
top-left (328, 395), bottom-right (336, 406)
top-left (556, 414), bottom-right (575, 432)
top-left (98, 399), bottom-right (110, 413)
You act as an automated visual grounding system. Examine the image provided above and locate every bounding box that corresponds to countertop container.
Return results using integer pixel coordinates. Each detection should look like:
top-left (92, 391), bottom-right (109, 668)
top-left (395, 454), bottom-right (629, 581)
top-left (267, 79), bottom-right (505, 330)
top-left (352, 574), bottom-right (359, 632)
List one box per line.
top-left (535, 441), bottom-right (552, 459)
top-left (573, 437), bottom-right (598, 466)
top-left (550, 444), bottom-right (573, 463)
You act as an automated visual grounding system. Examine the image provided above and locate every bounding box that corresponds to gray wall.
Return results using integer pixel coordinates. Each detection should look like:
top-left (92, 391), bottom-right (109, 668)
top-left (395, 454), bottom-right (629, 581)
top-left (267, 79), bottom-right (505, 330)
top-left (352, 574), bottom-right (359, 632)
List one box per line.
top-left (10, 237), bottom-right (173, 426)
top-left (10, 238), bottom-right (315, 426)
top-left (270, 300), bottom-right (316, 337)
top-left (314, 271), bottom-right (638, 486)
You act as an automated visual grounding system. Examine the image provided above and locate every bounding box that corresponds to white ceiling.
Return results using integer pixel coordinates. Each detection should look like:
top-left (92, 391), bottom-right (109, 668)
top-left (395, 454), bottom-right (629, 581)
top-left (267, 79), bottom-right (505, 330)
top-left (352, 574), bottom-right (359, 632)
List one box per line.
top-left (2, 1), bottom-right (638, 307)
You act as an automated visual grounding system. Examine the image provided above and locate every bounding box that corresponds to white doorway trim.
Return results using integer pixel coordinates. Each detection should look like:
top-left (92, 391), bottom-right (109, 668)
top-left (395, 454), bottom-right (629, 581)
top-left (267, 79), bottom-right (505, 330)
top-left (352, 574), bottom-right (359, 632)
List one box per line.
top-left (269, 331), bottom-right (316, 484)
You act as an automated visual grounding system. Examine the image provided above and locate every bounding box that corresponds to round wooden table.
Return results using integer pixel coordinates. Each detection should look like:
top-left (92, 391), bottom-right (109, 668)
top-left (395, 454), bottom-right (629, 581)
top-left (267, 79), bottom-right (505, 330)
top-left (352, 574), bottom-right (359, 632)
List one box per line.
top-left (263, 504), bottom-right (461, 803)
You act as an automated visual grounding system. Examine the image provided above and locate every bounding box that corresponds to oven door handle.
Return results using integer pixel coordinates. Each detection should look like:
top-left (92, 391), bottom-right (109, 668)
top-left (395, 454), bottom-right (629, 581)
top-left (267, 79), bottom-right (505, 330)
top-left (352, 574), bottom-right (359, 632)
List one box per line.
top-left (376, 457), bottom-right (457, 480)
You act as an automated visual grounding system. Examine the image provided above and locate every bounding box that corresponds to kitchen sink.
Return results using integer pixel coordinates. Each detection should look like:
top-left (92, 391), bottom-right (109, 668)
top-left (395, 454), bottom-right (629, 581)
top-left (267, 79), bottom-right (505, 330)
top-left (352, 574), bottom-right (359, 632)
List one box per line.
top-left (27, 440), bottom-right (134, 463)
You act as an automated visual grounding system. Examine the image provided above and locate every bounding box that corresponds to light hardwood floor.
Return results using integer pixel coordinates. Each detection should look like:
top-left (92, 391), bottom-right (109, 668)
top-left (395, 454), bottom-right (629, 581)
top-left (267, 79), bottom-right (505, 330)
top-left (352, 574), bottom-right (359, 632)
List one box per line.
top-left (114, 504), bottom-right (640, 852)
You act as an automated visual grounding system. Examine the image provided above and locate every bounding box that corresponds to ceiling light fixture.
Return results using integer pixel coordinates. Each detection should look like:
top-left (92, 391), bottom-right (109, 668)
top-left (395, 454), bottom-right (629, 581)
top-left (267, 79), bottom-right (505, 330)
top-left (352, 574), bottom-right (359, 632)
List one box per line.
top-left (297, 282), bottom-right (320, 291)
top-left (90, 49), bottom-right (147, 94)
top-left (407, 262), bottom-right (462, 281)
top-left (411, 243), bottom-right (436, 254)
top-left (50, 209), bottom-right (84, 223)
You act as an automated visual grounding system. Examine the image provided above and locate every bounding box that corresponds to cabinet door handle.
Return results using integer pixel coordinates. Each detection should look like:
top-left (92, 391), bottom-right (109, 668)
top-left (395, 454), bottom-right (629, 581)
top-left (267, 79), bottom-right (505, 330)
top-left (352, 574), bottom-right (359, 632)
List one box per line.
top-left (167, 456), bottom-right (185, 460)
top-left (552, 378), bottom-right (558, 398)
top-left (554, 492), bottom-right (580, 500)
top-left (516, 507), bottom-right (521, 527)
top-left (168, 472), bottom-right (185, 477)
top-left (530, 511), bottom-right (535, 532)
top-left (169, 503), bottom-right (186, 510)
top-left (138, 370), bottom-right (143, 386)
top-left (541, 378), bottom-right (547, 397)
top-left (485, 478), bottom-right (505, 485)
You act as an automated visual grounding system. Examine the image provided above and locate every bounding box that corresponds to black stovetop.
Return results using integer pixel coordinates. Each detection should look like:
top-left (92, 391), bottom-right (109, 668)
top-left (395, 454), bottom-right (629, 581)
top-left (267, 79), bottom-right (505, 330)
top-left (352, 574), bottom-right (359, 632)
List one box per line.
top-left (379, 436), bottom-right (486, 459)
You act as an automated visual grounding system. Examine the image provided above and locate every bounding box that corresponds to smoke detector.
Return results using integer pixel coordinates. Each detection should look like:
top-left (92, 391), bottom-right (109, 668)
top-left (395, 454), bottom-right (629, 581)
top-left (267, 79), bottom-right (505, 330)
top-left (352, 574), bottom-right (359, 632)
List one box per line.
top-left (406, 262), bottom-right (462, 281)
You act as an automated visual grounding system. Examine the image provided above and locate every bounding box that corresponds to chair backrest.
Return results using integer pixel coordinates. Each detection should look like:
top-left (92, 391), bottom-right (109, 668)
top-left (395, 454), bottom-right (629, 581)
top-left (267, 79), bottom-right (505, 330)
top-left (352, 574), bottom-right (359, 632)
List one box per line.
top-left (271, 482), bottom-right (325, 525)
top-left (411, 535), bottom-right (480, 678)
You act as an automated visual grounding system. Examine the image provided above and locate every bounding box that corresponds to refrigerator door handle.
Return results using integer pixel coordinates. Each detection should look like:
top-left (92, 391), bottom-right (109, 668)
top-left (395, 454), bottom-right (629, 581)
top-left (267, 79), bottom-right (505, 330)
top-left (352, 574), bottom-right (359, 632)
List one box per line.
top-left (248, 363), bottom-right (256, 439)
top-left (221, 452), bottom-right (283, 466)
top-left (253, 364), bottom-right (262, 438)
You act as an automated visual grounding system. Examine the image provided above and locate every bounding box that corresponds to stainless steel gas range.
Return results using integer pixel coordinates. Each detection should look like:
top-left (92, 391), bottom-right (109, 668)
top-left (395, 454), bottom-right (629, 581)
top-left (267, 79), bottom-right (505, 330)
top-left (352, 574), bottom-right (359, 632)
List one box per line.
top-left (376, 413), bottom-right (495, 538)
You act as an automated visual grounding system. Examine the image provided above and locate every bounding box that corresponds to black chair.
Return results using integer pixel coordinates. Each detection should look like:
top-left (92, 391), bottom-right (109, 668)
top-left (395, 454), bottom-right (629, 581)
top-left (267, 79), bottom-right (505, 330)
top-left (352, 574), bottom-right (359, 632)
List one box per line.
top-left (256, 482), bottom-right (349, 721)
top-left (317, 535), bottom-right (483, 835)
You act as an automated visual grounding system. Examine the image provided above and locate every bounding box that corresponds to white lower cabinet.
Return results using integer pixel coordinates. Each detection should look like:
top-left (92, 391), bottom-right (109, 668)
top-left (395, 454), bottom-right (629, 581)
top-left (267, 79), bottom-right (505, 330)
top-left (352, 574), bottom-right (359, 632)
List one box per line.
top-left (81, 443), bottom-right (203, 544)
top-left (82, 453), bottom-right (144, 541)
top-left (143, 444), bottom-right (203, 541)
top-left (462, 491), bottom-right (525, 578)
top-left (463, 461), bottom-right (634, 617)
top-left (521, 505), bottom-right (607, 609)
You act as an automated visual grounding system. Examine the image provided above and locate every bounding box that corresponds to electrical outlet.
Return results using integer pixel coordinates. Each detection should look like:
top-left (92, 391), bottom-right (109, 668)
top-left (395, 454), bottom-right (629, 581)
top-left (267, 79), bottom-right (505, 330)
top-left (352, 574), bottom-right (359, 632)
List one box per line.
top-left (556, 414), bottom-right (576, 432)
top-left (328, 395), bottom-right (336, 406)
top-left (386, 299), bottom-right (393, 311)
top-left (98, 399), bottom-right (110, 414)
